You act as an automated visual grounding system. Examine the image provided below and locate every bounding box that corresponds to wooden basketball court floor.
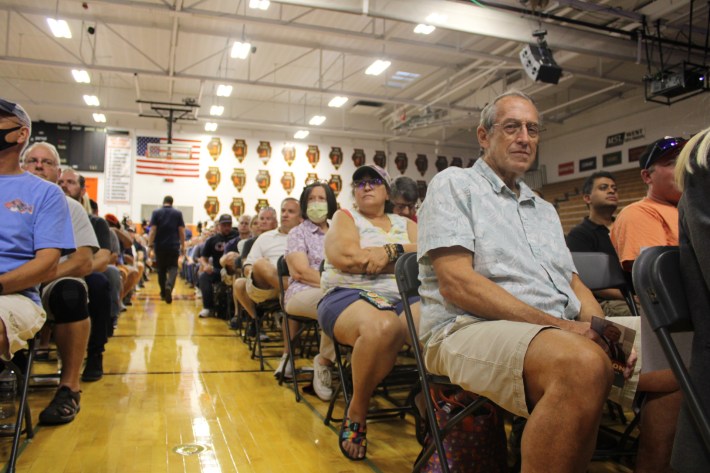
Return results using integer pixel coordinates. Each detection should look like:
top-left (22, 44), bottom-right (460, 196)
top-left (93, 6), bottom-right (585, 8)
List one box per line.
top-left (1, 277), bottom-right (634, 472)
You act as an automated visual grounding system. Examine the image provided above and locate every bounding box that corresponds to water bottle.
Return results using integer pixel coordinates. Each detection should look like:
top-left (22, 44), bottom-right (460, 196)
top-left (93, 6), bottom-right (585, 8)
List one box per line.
top-left (0, 366), bottom-right (16, 420)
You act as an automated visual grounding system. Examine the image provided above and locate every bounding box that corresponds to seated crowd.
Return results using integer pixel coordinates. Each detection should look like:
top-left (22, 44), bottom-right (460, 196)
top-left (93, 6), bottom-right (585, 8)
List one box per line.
top-left (2, 92), bottom-right (708, 473)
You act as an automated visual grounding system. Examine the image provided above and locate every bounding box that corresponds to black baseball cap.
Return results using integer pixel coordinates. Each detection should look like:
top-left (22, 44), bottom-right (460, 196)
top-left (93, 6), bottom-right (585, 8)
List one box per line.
top-left (639, 137), bottom-right (687, 169)
top-left (0, 98), bottom-right (31, 129)
top-left (218, 214), bottom-right (233, 225)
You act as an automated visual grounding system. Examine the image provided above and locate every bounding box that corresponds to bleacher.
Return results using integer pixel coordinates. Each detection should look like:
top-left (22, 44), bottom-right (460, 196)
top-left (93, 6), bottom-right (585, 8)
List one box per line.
top-left (540, 168), bottom-right (648, 235)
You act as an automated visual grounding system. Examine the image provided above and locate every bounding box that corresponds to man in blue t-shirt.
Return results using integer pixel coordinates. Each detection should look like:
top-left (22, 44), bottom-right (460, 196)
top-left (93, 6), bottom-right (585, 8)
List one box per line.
top-left (0, 98), bottom-right (75, 361)
top-left (148, 195), bottom-right (185, 304)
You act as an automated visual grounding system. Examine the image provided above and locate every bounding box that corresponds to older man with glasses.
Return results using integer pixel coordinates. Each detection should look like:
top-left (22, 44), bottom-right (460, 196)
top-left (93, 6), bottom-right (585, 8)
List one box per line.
top-left (0, 98), bottom-right (75, 370)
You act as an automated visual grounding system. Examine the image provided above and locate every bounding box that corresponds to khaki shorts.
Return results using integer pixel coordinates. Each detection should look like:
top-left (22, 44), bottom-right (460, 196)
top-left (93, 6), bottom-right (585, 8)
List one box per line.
top-left (245, 273), bottom-right (279, 304)
top-left (0, 294), bottom-right (46, 361)
top-left (424, 317), bottom-right (549, 418)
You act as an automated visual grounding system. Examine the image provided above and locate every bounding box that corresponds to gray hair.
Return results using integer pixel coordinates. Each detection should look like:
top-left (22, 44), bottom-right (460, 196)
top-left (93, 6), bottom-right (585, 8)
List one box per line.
top-left (21, 142), bottom-right (60, 166)
top-left (390, 176), bottom-right (419, 203)
top-left (259, 207), bottom-right (277, 218)
top-left (479, 90), bottom-right (538, 132)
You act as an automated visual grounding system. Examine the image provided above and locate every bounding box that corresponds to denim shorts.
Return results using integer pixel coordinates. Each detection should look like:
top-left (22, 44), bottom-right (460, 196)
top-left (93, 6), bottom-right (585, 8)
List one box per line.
top-left (317, 287), bottom-right (420, 340)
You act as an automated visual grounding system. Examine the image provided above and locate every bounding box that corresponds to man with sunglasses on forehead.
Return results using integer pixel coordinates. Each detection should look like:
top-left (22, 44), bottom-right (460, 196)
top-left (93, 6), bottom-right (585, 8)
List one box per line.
top-left (611, 135), bottom-right (692, 472)
top-left (0, 98), bottom-right (75, 365)
top-left (417, 90), bottom-right (640, 472)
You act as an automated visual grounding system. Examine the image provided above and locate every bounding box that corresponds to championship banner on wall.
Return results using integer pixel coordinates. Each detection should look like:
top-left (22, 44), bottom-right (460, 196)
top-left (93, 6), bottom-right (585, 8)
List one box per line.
top-left (281, 171), bottom-right (295, 194)
top-left (352, 149), bottom-right (365, 167)
top-left (135, 136), bottom-right (200, 178)
top-left (374, 150), bottom-right (386, 168)
top-left (230, 197), bottom-right (245, 217)
top-left (206, 167), bottom-right (221, 190)
top-left (258, 141), bottom-right (272, 165)
top-left (436, 155), bottom-right (448, 172)
top-left (231, 168), bottom-right (246, 192)
top-left (329, 147), bottom-right (343, 169)
top-left (255, 198), bottom-right (270, 213)
top-left (256, 170), bottom-right (271, 193)
top-left (415, 154), bottom-right (428, 176)
top-left (282, 145), bottom-right (296, 166)
top-left (207, 137), bottom-right (222, 161)
top-left (232, 139), bottom-right (247, 163)
top-left (204, 197), bottom-right (219, 220)
top-left (395, 152), bottom-right (408, 174)
top-left (307, 145), bottom-right (320, 168)
top-left (329, 174), bottom-right (342, 197)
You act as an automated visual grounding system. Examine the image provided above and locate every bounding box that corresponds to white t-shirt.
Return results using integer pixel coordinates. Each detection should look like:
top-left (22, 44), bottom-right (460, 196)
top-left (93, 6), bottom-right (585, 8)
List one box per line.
top-left (244, 229), bottom-right (288, 267)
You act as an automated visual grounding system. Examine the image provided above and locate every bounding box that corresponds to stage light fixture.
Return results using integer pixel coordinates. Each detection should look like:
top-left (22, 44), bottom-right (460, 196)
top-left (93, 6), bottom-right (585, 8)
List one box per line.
top-left (519, 30), bottom-right (562, 85)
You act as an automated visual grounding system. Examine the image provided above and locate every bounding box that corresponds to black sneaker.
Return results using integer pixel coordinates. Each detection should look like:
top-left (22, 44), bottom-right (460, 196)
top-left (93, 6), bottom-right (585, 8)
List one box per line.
top-left (165, 285), bottom-right (172, 304)
top-left (39, 386), bottom-right (81, 425)
top-left (82, 354), bottom-right (103, 382)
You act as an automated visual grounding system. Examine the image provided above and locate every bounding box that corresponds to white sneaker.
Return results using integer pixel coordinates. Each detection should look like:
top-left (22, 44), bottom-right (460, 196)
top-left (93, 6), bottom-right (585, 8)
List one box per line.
top-left (198, 308), bottom-right (211, 318)
top-left (312, 354), bottom-right (333, 401)
top-left (274, 354), bottom-right (293, 379)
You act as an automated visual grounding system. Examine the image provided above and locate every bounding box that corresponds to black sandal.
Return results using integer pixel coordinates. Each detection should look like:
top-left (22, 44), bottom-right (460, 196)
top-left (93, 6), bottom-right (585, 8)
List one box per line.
top-left (39, 386), bottom-right (81, 425)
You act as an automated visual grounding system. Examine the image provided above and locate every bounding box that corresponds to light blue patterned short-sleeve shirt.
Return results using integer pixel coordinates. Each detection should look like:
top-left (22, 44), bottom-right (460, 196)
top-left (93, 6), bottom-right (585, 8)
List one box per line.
top-left (417, 159), bottom-right (580, 343)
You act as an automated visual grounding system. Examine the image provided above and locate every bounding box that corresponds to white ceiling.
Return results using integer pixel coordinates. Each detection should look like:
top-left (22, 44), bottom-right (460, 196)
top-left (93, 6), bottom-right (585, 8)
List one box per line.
top-left (0, 0), bottom-right (706, 149)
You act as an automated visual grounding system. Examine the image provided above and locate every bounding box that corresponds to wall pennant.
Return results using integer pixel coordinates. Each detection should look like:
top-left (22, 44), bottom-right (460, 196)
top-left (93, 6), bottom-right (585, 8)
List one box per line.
top-left (231, 168), bottom-right (246, 192)
top-left (395, 152), bottom-right (408, 174)
top-left (232, 139), bottom-right (247, 163)
top-left (255, 198), bottom-right (270, 214)
top-left (352, 148), bottom-right (366, 167)
top-left (204, 196), bottom-right (220, 220)
top-left (450, 157), bottom-right (463, 168)
top-left (230, 197), bottom-right (245, 218)
top-left (417, 180), bottom-right (428, 201)
top-left (206, 166), bottom-right (221, 191)
top-left (257, 141), bottom-right (272, 165)
top-left (281, 171), bottom-right (295, 195)
top-left (329, 147), bottom-right (343, 170)
top-left (373, 150), bottom-right (386, 168)
top-left (282, 145), bottom-right (296, 166)
top-left (307, 145), bottom-right (320, 168)
top-left (256, 169), bottom-right (271, 194)
top-left (415, 154), bottom-right (428, 176)
top-left (328, 174), bottom-right (342, 197)
top-left (435, 155), bottom-right (448, 172)
top-left (305, 172), bottom-right (319, 186)
top-left (207, 137), bottom-right (222, 161)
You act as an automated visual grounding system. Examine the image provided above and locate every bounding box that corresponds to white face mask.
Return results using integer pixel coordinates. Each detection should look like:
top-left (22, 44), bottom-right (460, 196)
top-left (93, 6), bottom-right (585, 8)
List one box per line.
top-left (306, 201), bottom-right (328, 223)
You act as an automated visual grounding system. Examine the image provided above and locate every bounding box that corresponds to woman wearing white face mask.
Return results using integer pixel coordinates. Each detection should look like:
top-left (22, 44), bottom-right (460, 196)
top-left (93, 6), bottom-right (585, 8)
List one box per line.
top-left (281, 182), bottom-right (338, 400)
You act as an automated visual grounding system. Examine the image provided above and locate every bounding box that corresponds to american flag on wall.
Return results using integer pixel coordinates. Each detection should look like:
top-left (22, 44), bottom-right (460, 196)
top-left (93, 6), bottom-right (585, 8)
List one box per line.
top-left (135, 136), bottom-right (201, 178)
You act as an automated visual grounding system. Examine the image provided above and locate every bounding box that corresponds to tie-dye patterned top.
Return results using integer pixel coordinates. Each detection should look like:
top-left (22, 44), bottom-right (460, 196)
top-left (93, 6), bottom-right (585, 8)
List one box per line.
top-left (417, 159), bottom-right (579, 343)
top-left (321, 209), bottom-right (410, 302)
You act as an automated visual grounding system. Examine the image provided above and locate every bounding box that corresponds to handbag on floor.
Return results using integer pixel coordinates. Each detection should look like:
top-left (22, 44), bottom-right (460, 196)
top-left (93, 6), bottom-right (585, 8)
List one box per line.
top-left (419, 389), bottom-right (508, 473)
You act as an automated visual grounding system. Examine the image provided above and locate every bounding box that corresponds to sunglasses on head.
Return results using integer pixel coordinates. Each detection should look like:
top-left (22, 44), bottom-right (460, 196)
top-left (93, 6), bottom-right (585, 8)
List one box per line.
top-left (353, 178), bottom-right (384, 189)
top-left (644, 137), bottom-right (687, 169)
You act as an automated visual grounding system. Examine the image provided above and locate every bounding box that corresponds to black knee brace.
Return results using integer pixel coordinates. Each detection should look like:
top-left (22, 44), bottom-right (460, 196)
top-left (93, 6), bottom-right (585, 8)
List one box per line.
top-left (48, 279), bottom-right (90, 324)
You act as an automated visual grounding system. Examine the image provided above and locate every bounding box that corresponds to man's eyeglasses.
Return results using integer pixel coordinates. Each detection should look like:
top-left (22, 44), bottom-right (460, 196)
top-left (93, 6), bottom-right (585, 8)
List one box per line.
top-left (353, 178), bottom-right (384, 189)
top-left (643, 137), bottom-right (687, 169)
top-left (492, 120), bottom-right (542, 138)
top-left (24, 157), bottom-right (58, 168)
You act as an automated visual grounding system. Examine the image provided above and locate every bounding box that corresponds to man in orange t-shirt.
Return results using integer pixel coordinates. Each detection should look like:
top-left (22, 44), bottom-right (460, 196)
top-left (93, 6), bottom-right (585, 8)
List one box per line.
top-left (611, 135), bottom-right (688, 473)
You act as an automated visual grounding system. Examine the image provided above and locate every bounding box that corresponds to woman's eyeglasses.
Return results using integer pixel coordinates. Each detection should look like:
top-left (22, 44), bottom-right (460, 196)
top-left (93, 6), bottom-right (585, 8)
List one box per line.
top-left (353, 178), bottom-right (384, 189)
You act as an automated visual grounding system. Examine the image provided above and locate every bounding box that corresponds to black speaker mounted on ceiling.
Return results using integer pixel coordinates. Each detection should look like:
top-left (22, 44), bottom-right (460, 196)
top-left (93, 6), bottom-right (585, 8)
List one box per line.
top-left (519, 30), bottom-right (562, 85)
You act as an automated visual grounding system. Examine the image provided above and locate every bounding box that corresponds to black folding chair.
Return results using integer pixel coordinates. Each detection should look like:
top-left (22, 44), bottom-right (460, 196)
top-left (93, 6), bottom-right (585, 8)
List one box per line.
top-left (0, 338), bottom-right (36, 473)
top-left (633, 246), bottom-right (710, 454)
top-left (572, 251), bottom-right (639, 317)
top-left (571, 252), bottom-right (641, 458)
top-left (276, 255), bottom-right (320, 401)
top-left (394, 252), bottom-right (490, 473)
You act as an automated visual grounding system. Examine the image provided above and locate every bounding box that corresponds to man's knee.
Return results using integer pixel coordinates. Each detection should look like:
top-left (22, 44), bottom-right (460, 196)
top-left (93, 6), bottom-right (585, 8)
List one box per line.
top-left (251, 259), bottom-right (275, 286)
top-left (46, 279), bottom-right (90, 324)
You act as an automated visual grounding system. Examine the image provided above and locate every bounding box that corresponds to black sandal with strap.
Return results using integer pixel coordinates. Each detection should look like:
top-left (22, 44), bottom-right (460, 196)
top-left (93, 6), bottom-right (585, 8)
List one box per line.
top-left (39, 386), bottom-right (81, 425)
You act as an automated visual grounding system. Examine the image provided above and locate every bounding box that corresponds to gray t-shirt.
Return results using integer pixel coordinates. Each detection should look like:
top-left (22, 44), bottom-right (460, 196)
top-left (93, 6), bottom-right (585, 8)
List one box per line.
top-left (60, 196), bottom-right (99, 263)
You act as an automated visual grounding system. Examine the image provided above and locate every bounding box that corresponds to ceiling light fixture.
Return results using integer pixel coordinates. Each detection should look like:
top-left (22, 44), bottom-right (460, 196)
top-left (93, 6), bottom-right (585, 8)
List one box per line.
top-left (249, 0), bottom-right (270, 10)
top-left (47, 18), bottom-right (72, 38)
top-left (365, 59), bottom-right (391, 76)
top-left (425, 13), bottom-right (447, 25)
top-left (92, 113), bottom-right (106, 123)
top-left (231, 41), bottom-right (252, 59)
top-left (216, 84), bottom-right (233, 97)
top-left (309, 115), bottom-right (326, 126)
top-left (72, 69), bottom-right (91, 83)
top-left (294, 130), bottom-right (309, 139)
top-left (83, 95), bottom-right (100, 106)
top-left (328, 96), bottom-right (348, 108)
top-left (414, 24), bottom-right (435, 35)
top-left (210, 105), bottom-right (224, 116)
top-left (205, 122), bottom-right (218, 132)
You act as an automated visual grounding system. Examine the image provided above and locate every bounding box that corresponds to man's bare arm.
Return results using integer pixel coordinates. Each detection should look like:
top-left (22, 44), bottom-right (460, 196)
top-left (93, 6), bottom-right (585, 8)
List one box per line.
top-left (49, 246), bottom-right (94, 280)
top-left (0, 248), bottom-right (61, 294)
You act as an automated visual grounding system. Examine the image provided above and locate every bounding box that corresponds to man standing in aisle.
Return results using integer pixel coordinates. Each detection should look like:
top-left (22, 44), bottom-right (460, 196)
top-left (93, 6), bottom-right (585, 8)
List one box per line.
top-left (0, 99), bottom-right (75, 367)
top-left (148, 195), bottom-right (185, 304)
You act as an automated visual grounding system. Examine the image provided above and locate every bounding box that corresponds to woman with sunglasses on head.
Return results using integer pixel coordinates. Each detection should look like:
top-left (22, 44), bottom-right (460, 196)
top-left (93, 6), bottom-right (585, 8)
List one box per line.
top-left (318, 164), bottom-right (418, 461)
top-left (670, 127), bottom-right (710, 472)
